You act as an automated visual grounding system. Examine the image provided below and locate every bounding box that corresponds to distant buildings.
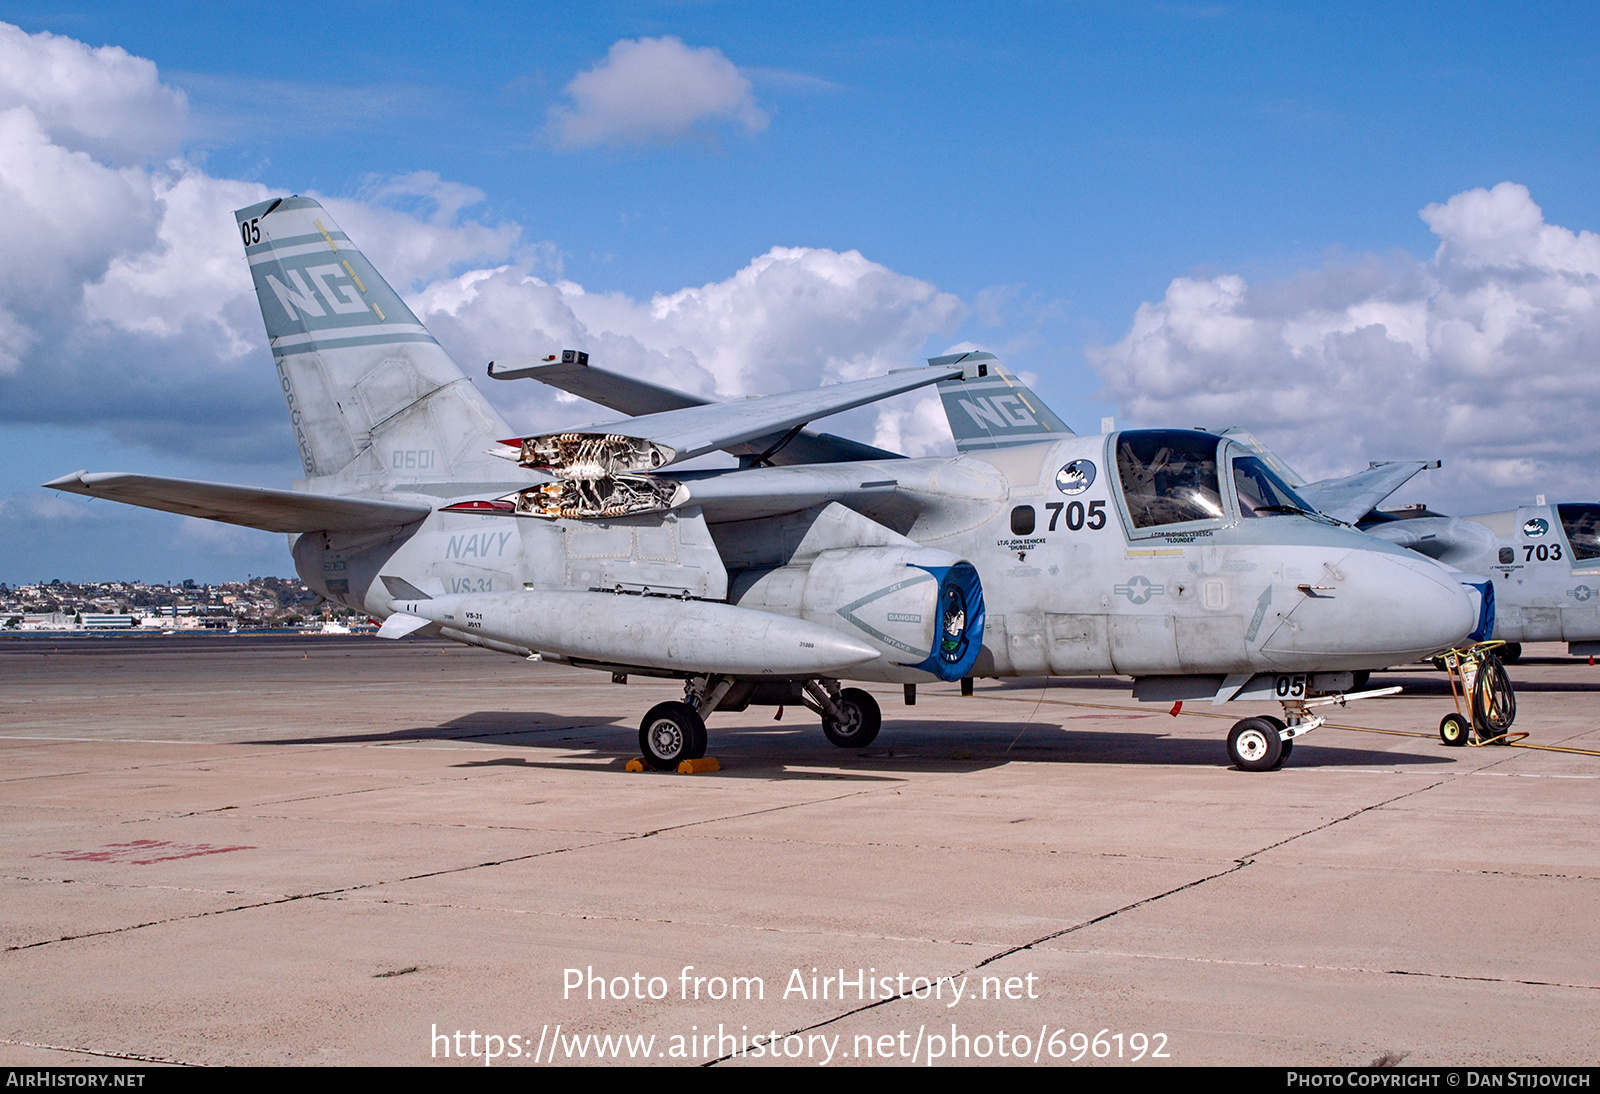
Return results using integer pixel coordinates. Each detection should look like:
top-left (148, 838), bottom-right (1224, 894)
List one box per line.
top-left (0, 577), bottom-right (367, 633)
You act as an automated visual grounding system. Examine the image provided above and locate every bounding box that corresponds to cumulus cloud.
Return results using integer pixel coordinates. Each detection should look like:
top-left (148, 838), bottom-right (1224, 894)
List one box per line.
top-left (0, 22), bottom-right (525, 465)
top-left (0, 22), bottom-right (186, 163)
top-left (547, 37), bottom-right (767, 149)
top-left (1089, 182), bottom-right (1600, 510)
top-left (0, 18), bottom-right (964, 521)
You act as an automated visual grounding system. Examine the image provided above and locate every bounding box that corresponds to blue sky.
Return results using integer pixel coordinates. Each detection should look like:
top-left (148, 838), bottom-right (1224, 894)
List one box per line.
top-left (3, 2), bottom-right (1599, 582)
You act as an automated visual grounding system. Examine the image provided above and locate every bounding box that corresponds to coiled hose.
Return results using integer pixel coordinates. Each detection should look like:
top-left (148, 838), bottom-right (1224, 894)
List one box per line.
top-left (1469, 653), bottom-right (1517, 738)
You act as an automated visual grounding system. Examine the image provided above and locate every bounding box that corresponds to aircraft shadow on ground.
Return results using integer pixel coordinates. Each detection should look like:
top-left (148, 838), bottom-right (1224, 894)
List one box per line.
top-left (401, 712), bottom-right (1453, 775)
top-left (248, 694), bottom-right (1455, 774)
top-left (251, 712), bottom-right (623, 747)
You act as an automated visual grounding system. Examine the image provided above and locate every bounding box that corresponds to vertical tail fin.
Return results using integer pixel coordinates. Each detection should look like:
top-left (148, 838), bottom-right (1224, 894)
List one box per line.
top-left (236, 196), bottom-right (511, 488)
top-left (928, 351), bottom-right (1073, 453)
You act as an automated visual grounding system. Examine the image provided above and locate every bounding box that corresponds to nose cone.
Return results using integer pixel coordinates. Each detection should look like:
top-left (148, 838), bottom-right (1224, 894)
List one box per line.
top-left (1261, 549), bottom-right (1478, 668)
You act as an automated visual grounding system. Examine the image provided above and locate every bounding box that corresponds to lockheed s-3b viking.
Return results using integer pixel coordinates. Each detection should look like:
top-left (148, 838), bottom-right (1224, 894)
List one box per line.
top-left (46, 198), bottom-right (1486, 771)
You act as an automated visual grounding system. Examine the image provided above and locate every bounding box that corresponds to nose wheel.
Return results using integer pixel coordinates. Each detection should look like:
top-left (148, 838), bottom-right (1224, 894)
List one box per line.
top-left (1227, 717), bottom-right (1285, 772)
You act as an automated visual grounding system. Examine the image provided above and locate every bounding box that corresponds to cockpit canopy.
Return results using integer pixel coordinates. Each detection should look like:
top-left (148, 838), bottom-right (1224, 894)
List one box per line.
top-left (1557, 504), bottom-right (1600, 561)
top-left (1114, 429), bottom-right (1317, 531)
top-left (1233, 456), bottom-right (1314, 519)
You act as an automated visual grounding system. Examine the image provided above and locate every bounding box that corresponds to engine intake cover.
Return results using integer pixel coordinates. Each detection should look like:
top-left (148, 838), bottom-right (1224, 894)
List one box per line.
top-left (734, 546), bottom-right (986, 682)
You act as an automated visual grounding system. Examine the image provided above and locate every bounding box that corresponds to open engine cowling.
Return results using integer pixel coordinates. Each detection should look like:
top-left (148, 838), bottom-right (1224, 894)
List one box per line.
top-left (730, 546), bottom-right (986, 683)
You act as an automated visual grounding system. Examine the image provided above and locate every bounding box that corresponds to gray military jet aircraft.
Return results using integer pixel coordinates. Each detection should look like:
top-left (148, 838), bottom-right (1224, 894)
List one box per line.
top-left (1359, 502), bottom-right (1600, 661)
top-left (46, 197), bottom-right (1484, 772)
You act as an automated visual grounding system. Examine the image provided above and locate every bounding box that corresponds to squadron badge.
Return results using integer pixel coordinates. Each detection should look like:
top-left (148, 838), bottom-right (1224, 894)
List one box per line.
top-left (1056, 459), bottom-right (1096, 495)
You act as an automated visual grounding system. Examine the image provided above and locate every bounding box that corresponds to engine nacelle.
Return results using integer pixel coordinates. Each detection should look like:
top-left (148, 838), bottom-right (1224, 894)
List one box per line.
top-left (730, 546), bottom-right (985, 683)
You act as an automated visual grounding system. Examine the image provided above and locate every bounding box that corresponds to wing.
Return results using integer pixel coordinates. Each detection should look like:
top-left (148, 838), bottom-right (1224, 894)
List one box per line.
top-left (488, 355), bottom-right (905, 466)
top-left (44, 472), bottom-right (431, 533)
top-left (499, 363), bottom-right (980, 478)
top-left (482, 359), bottom-right (986, 520)
top-left (1296, 461), bottom-right (1439, 525)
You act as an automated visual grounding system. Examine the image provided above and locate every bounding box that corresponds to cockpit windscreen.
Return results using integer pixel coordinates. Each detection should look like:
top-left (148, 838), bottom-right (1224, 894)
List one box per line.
top-left (1233, 456), bottom-right (1314, 518)
top-left (1558, 504), bottom-right (1600, 561)
top-left (1116, 430), bottom-right (1224, 528)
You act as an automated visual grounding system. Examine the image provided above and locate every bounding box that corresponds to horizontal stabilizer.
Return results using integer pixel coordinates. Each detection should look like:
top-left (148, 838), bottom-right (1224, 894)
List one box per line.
top-left (1296, 461), bottom-right (1439, 525)
top-left (44, 472), bottom-right (432, 534)
top-left (376, 612), bottom-right (432, 639)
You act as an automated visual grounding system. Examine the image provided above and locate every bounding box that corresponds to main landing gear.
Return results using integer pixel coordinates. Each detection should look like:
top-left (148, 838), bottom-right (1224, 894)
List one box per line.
top-left (636, 674), bottom-right (733, 770)
top-left (634, 676), bottom-right (886, 767)
top-left (638, 701), bottom-right (707, 771)
top-left (801, 681), bottom-right (881, 748)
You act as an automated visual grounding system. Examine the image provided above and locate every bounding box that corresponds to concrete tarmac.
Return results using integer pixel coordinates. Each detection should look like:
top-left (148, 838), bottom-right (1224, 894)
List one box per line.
top-left (2, 635), bottom-right (1597, 1067)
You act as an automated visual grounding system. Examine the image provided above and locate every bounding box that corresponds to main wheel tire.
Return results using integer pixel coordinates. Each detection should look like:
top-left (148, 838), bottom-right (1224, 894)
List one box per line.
top-left (822, 687), bottom-right (881, 748)
top-left (1439, 712), bottom-right (1470, 747)
top-left (1352, 670), bottom-right (1371, 691)
top-left (1227, 717), bottom-right (1284, 772)
top-left (639, 701), bottom-right (708, 771)
top-left (1500, 643), bottom-right (1523, 665)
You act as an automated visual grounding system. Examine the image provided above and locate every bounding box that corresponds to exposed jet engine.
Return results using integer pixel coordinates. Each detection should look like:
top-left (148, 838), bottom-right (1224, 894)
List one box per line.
top-left (502, 433), bottom-right (684, 520)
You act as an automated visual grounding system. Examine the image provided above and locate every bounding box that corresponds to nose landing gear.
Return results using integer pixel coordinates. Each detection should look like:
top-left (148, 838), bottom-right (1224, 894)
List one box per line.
top-left (1226, 706), bottom-right (1316, 771)
top-left (1224, 681), bottom-right (1401, 771)
top-left (1226, 717), bottom-right (1285, 772)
